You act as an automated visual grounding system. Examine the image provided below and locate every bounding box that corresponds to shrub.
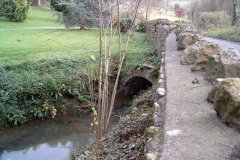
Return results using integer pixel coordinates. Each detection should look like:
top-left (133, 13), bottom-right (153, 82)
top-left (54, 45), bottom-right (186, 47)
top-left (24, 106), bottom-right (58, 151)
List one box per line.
top-left (0, 58), bottom-right (92, 127)
top-left (119, 18), bottom-right (132, 33)
top-left (196, 11), bottom-right (231, 29)
top-left (51, 0), bottom-right (103, 29)
top-left (135, 21), bottom-right (146, 32)
top-left (6, 109), bottom-right (26, 126)
top-left (0, 0), bottom-right (29, 22)
top-left (30, 103), bottom-right (57, 119)
top-left (135, 14), bottom-right (146, 32)
top-left (50, 0), bottom-right (65, 12)
top-left (112, 11), bottom-right (146, 33)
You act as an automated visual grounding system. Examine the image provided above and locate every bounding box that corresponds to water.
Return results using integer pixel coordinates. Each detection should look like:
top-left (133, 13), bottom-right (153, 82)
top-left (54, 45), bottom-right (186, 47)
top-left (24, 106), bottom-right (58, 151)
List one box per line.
top-left (0, 95), bottom-right (132, 160)
top-left (0, 116), bottom-right (103, 160)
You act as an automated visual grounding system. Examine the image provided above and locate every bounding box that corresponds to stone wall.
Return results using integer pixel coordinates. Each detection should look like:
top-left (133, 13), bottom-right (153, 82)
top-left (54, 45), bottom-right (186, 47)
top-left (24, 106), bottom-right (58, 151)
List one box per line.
top-left (145, 19), bottom-right (176, 160)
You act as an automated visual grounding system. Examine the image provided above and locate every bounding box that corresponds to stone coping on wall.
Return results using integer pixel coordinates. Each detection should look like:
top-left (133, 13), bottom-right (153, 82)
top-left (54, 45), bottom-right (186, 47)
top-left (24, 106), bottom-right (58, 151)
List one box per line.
top-left (145, 19), bottom-right (175, 160)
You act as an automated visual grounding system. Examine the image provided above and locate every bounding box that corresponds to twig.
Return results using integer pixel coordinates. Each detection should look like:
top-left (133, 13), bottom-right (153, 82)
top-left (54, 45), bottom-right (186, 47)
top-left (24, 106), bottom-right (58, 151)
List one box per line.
top-left (190, 84), bottom-right (211, 90)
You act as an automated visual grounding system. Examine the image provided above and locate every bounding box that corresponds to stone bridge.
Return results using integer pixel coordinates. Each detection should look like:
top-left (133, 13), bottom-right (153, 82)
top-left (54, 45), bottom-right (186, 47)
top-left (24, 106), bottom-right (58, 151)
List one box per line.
top-left (120, 69), bottom-right (154, 94)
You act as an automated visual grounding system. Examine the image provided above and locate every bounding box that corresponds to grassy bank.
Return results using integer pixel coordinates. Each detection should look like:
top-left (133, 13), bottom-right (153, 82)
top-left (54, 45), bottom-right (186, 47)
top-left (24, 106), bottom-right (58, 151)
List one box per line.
top-left (77, 89), bottom-right (155, 160)
top-left (0, 6), bottom-right (157, 128)
top-left (202, 27), bottom-right (240, 42)
top-left (0, 28), bottom-right (155, 127)
top-left (0, 29), bottom-right (152, 70)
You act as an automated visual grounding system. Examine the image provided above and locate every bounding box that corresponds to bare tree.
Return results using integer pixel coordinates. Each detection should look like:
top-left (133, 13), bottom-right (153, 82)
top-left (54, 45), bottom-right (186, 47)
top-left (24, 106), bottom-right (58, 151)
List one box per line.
top-left (142, 0), bottom-right (163, 20)
top-left (95, 0), bottom-right (143, 139)
top-left (144, 0), bottom-right (150, 20)
top-left (189, 0), bottom-right (198, 23)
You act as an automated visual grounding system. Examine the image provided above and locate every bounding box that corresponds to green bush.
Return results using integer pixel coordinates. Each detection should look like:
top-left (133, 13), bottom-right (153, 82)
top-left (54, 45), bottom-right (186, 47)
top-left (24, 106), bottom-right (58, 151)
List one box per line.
top-left (6, 109), bottom-right (26, 125)
top-left (51, 0), bottom-right (101, 29)
top-left (0, 0), bottom-right (29, 22)
top-left (0, 58), bottom-right (91, 127)
top-left (135, 22), bottom-right (146, 32)
top-left (30, 103), bottom-right (57, 119)
top-left (119, 18), bottom-right (132, 33)
top-left (50, 0), bottom-right (65, 12)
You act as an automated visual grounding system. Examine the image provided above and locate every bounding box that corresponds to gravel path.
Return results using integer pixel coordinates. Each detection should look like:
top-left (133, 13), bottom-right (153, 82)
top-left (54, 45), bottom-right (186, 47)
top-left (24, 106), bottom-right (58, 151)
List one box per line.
top-left (205, 37), bottom-right (240, 52)
top-left (160, 33), bottom-right (240, 160)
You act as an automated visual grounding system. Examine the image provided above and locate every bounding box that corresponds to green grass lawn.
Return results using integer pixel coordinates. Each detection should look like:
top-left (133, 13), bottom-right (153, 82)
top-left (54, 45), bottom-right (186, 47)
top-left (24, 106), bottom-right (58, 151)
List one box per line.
top-left (0, 5), bottom-right (153, 77)
top-left (0, 29), bottom-right (153, 72)
top-left (0, 7), bottom-right (62, 28)
top-left (202, 27), bottom-right (240, 42)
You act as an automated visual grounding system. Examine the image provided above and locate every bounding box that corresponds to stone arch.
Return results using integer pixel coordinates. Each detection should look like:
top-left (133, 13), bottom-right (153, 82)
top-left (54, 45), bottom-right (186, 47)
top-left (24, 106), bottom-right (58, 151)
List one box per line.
top-left (114, 70), bottom-right (154, 108)
top-left (121, 69), bottom-right (154, 88)
top-left (122, 76), bottom-right (153, 96)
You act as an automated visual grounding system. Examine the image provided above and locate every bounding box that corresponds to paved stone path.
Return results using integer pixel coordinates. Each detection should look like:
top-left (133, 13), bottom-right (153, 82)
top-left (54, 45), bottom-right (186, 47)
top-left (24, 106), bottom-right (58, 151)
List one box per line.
top-left (161, 33), bottom-right (240, 160)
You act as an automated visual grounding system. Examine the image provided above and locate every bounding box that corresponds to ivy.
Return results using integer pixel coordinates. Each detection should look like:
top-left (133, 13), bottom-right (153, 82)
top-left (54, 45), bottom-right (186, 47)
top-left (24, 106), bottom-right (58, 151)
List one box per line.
top-left (0, 58), bottom-right (92, 127)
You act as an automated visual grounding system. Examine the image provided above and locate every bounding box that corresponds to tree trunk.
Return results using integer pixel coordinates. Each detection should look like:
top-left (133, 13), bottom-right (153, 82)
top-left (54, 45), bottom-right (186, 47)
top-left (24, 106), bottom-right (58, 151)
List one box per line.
top-left (232, 0), bottom-right (237, 26)
top-left (145, 0), bottom-right (150, 20)
top-left (79, 20), bottom-right (86, 30)
top-left (38, 0), bottom-right (41, 6)
top-left (191, 11), bottom-right (194, 23)
top-left (145, 10), bottom-right (148, 20)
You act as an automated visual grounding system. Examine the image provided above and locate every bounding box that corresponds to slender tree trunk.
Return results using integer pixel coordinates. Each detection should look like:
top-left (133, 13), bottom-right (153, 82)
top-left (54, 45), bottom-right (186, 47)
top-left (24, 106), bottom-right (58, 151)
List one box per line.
top-left (38, 0), bottom-right (41, 6)
top-left (145, 9), bottom-right (148, 20)
top-left (80, 21), bottom-right (86, 30)
top-left (145, 0), bottom-right (150, 20)
top-left (106, 0), bottom-right (142, 130)
top-left (95, 0), bottom-right (142, 139)
top-left (232, 0), bottom-right (238, 26)
top-left (191, 0), bottom-right (198, 24)
top-left (191, 11), bottom-right (194, 23)
top-left (97, 0), bottom-right (104, 139)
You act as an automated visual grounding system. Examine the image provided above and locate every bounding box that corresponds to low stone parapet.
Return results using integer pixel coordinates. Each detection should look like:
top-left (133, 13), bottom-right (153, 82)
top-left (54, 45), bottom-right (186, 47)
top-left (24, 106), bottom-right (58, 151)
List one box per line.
top-left (205, 48), bottom-right (240, 83)
top-left (175, 24), bottom-right (202, 50)
top-left (208, 78), bottom-right (240, 131)
top-left (177, 32), bottom-right (203, 50)
top-left (145, 19), bottom-right (175, 160)
top-left (191, 41), bottom-right (221, 71)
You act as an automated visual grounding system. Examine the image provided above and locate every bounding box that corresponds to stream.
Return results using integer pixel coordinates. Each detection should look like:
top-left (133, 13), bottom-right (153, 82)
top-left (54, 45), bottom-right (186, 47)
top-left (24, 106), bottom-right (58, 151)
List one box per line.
top-left (0, 115), bottom-right (119, 160)
top-left (0, 94), bottom-right (133, 160)
top-left (0, 75), bottom-right (151, 160)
